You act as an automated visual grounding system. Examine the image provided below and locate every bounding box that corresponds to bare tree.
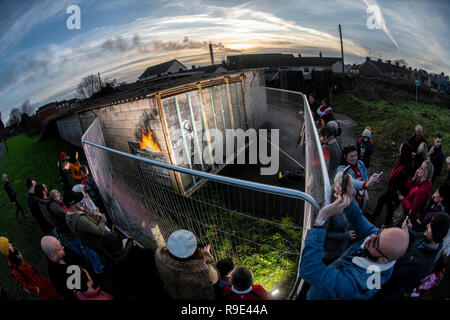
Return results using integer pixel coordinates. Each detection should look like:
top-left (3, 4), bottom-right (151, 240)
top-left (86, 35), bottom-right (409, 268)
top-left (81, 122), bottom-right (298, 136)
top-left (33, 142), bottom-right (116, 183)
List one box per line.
top-left (21, 99), bottom-right (34, 116)
top-left (76, 74), bottom-right (102, 98)
top-left (7, 108), bottom-right (22, 128)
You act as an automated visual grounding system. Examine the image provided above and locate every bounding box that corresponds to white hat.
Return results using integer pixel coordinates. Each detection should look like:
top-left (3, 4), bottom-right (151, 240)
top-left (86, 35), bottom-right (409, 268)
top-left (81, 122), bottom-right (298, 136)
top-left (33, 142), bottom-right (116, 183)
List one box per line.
top-left (446, 156), bottom-right (450, 164)
top-left (167, 229), bottom-right (197, 258)
top-left (362, 129), bottom-right (371, 138)
top-left (327, 121), bottom-right (338, 130)
top-left (72, 184), bottom-right (85, 192)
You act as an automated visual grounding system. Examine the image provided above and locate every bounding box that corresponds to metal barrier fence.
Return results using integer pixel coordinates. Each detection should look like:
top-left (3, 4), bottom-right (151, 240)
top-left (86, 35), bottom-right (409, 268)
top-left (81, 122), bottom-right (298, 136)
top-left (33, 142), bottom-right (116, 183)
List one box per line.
top-left (81, 86), bottom-right (330, 300)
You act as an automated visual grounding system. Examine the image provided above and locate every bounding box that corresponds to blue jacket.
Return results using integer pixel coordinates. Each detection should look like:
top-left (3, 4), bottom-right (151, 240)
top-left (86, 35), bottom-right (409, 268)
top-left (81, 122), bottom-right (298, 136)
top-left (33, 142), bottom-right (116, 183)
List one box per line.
top-left (300, 200), bottom-right (396, 300)
top-left (337, 161), bottom-right (368, 209)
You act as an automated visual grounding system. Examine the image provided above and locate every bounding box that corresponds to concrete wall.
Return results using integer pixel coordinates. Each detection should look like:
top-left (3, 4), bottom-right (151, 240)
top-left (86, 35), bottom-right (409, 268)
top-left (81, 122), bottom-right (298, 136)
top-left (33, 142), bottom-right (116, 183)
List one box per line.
top-left (56, 114), bottom-right (84, 147)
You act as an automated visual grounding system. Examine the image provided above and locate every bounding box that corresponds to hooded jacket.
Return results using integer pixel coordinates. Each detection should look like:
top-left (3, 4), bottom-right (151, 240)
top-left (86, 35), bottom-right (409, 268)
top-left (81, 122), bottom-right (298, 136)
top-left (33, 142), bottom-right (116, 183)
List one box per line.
top-left (300, 200), bottom-right (396, 300)
top-left (155, 247), bottom-right (219, 300)
top-left (65, 210), bottom-right (106, 253)
top-left (38, 198), bottom-right (76, 242)
top-left (372, 230), bottom-right (441, 300)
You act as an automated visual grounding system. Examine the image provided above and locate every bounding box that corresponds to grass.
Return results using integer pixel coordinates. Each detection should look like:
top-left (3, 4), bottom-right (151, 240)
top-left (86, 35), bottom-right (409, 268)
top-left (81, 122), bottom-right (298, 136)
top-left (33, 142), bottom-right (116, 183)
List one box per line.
top-left (332, 94), bottom-right (450, 178)
top-left (1, 134), bottom-right (300, 299)
top-left (0, 134), bottom-right (74, 299)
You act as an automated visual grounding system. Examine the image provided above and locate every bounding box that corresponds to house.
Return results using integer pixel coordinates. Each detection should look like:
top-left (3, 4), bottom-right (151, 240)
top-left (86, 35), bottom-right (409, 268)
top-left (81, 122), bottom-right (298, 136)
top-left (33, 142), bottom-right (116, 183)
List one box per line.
top-left (359, 57), bottom-right (411, 79)
top-left (36, 98), bottom-right (78, 120)
top-left (138, 59), bottom-right (188, 81)
top-left (226, 52), bottom-right (347, 81)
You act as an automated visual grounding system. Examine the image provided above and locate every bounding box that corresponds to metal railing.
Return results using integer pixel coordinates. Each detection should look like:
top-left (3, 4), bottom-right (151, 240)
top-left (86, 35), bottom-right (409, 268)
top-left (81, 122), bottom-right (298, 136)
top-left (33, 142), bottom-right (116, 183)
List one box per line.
top-left (81, 86), bottom-right (330, 299)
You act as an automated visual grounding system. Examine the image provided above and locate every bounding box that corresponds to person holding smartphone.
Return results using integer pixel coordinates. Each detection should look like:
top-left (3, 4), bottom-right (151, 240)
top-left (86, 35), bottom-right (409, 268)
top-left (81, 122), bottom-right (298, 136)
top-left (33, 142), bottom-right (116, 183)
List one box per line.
top-left (337, 145), bottom-right (381, 211)
top-left (299, 174), bottom-right (410, 300)
top-left (323, 171), bottom-right (358, 265)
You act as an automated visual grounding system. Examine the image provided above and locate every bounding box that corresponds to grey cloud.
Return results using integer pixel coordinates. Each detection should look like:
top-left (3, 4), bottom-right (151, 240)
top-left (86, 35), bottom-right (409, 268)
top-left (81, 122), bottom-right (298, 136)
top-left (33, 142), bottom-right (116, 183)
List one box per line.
top-left (100, 35), bottom-right (241, 54)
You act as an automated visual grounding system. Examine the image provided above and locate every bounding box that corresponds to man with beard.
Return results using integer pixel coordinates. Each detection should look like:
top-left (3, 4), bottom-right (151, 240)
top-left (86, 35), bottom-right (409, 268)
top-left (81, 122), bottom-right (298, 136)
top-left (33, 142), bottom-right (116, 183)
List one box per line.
top-left (372, 212), bottom-right (450, 300)
top-left (0, 237), bottom-right (60, 300)
top-left (299, 176), bottom-right (410, 300)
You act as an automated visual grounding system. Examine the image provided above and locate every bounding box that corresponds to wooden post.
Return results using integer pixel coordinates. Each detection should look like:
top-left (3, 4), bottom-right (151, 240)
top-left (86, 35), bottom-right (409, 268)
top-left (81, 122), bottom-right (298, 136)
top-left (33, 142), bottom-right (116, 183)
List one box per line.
top-left (197, 83), bottom-right (215, 171)
top-left (240, 75), bottom-right (249, 129)
top-left (224, 77), bottom-right (235, 130)
top-left (155, 93), bottom-right (184, 194)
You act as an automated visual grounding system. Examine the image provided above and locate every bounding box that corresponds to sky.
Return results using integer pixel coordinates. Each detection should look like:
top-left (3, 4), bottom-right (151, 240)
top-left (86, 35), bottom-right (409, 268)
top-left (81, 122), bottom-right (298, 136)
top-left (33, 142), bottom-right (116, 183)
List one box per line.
top-left (0, 0), bottom-right (449, 122)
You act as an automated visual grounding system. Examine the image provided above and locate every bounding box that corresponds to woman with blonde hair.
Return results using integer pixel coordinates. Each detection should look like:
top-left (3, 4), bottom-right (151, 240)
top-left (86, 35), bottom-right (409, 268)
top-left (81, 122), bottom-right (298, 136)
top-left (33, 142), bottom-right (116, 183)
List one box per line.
top-left (395, 160), bottom-right (433, 228)
top-left (412, 142), bottom-right (429, 176)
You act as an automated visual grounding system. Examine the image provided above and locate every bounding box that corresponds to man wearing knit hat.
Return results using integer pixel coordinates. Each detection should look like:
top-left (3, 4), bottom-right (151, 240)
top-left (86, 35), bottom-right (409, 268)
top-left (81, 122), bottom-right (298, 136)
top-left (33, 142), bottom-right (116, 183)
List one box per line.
top-left (373, 212), bottom-right (450, 300)
top-left (0, 236), bottom-right (60, 300)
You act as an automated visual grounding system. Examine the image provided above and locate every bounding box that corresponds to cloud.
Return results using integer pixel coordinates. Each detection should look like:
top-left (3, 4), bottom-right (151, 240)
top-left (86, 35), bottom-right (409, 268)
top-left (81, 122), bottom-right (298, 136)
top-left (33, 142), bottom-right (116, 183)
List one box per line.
top-left (0, 0), bottom-right (78, 58)
top-left (363, 0), bottom-right (400, 52)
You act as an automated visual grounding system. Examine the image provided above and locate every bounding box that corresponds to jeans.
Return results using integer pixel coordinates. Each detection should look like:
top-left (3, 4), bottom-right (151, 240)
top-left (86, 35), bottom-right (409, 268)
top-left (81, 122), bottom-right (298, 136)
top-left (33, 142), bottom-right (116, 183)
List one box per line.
top-left (13, 201), bottom-right (26, 219)
top-left (66, 237), bottom-right (103, 273)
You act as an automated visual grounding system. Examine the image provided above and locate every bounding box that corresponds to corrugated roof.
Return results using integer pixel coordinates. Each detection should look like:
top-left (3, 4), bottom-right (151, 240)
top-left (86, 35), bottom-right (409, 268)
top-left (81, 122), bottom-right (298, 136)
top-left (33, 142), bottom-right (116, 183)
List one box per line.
top-left (226, 53), bottom-right (341, 69)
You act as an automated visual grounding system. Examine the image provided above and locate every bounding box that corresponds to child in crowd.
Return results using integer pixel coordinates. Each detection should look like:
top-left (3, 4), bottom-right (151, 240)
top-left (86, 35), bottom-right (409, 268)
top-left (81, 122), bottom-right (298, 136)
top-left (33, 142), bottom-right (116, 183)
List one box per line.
top-left (222, 266), bottom-right (269, 300)
top-left (357, 127), bottom-right (374, 167)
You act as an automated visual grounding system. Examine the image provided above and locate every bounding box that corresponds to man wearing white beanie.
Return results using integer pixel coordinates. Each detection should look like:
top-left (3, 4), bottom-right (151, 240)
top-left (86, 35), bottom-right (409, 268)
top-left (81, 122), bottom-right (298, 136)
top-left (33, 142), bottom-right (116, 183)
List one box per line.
top-left (155, 229), bottom-right (219, 300)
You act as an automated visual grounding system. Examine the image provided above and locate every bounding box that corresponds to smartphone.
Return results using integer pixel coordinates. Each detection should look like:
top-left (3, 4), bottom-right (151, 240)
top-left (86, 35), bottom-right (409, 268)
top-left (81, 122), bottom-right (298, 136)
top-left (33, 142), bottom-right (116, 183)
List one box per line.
top-left (341, 165), bottom-right (351, 194)
top-left (378, 171), bottom-right (384, 181)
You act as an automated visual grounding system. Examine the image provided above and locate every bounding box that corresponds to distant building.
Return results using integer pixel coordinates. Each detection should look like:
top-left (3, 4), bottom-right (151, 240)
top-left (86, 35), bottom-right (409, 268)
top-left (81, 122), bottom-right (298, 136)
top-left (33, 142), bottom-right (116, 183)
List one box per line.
top-left (138, 59), bottom-right (188, 81)
top-left (36, 98), bottom-right (78, 120)
top-left (226, 52), bottom-right (347, 81)
top-left (359, 57), bottom-right (410, 79)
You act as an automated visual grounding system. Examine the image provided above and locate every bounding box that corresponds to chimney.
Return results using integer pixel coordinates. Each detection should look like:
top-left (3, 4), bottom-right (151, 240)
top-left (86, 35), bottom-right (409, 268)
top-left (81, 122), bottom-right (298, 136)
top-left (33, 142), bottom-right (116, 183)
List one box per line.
top-left (192, 65), bottom-right (196, 69)
top-left (365, 57), bottom-right (371, 62)
top-left (377, 58), bottom-right (382, 62)
top-left (319, 51), bottom-right (322, 58)
top-left (209, 43), bottom-right (214, 65)
top-left (298, 53), bottom-right (302, 58)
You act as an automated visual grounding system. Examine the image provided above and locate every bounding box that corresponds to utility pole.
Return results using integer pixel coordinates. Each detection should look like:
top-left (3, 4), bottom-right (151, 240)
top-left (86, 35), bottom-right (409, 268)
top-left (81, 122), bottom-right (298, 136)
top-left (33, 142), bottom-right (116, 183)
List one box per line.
top-left (339, 24), bottom-right (345, 93)
top-left (98, 72), bottom-right (103, 93)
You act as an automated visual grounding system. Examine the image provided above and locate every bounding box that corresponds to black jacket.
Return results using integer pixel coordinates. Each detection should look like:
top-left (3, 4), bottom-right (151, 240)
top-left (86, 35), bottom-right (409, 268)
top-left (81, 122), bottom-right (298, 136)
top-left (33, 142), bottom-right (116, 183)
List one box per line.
top-left (61, 169), bottom-right (76, 192)
top-left (429, 144), bottom-right (445, 179)
top-left (4, 181), bottom-right (17, 203)
top-left (46, 247), bottom-right (87, 301)
top-left (408, 134), bottom-right (428, 154)
top-left (100, 241), bottom-right (169, 300)
top-left (28, 193), bottom-right (54, 234)
top-left (372, 230), bottom-right (440, 300)
top-left (38, 198), bottom-right (76, 241)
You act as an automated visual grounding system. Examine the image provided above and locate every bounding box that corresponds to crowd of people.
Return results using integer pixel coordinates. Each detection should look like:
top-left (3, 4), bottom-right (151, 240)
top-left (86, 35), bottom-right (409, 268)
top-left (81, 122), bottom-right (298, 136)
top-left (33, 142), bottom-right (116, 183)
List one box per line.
top-left (1, 151), bottom-right (271, 300)
top-left (1, 94), bottom-right (449, 301)
top-left (300, 94), bottom-right (450, 300)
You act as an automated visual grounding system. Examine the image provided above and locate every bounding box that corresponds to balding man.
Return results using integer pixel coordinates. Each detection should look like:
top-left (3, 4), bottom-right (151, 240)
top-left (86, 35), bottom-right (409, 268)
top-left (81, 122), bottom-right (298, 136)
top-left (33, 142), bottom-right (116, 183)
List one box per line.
top-left (373, 212), bottom-right (450, 300)
top-left (408, 124), bottom-right (428, 157)
top-left (300, 177), bottom-right (409, 300)
top-left (41, 236), bottom-right (87, 300)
